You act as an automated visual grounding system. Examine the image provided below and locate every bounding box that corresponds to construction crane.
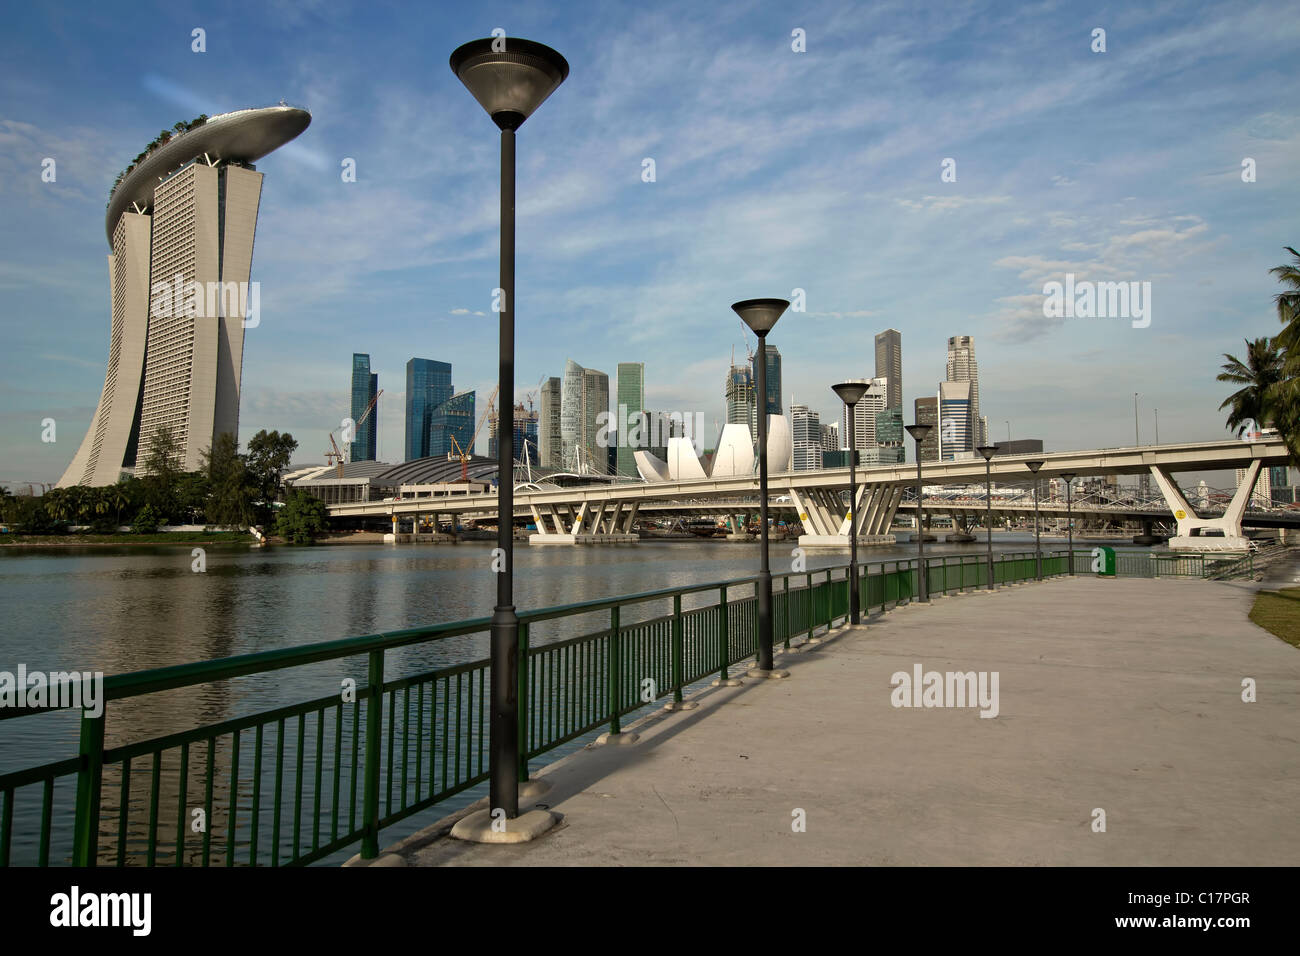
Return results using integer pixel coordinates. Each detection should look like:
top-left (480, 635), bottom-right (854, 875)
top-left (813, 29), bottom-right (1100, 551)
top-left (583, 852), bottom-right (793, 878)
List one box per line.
top-left (345, 388), bottom-right (383, 465)
top-left (325, 387), bottom-right (384, 478)
top-left (447, 385), bottom-right (498, 483)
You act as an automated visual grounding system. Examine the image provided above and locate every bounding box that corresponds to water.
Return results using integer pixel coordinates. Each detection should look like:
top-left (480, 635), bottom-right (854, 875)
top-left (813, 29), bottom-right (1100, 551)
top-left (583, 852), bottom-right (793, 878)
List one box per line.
top-left (0, 532), bottom-right (1125, 863)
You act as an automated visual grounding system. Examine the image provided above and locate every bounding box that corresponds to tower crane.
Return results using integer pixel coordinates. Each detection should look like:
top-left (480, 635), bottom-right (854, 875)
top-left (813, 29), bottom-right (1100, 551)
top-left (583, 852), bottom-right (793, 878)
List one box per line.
top-left (448, 385), bottom-right (498, 483)
top-left (325, 388), bottom-right (384, 478)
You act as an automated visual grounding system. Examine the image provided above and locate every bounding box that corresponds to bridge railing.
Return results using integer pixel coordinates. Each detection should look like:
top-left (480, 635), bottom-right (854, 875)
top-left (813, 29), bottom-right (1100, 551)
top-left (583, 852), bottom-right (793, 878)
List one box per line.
top-left (0, 550), bottom-right (1068, 868)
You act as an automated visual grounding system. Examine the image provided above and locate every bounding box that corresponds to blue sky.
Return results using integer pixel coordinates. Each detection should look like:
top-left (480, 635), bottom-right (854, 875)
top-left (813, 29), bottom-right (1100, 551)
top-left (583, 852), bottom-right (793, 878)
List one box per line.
top-left (1, 0), bottom-right (1297, 484)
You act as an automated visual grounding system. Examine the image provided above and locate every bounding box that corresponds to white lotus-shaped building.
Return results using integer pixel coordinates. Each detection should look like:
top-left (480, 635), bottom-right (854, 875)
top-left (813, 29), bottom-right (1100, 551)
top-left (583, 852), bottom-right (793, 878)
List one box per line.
top-left (634, 416), bottom-right (792, 482)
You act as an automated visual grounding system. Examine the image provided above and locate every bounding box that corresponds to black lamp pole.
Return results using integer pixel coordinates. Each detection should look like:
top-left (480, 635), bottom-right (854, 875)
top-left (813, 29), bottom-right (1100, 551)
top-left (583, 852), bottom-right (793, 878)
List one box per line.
top-left (906, 424), bottom-right (933, 602)
top-left (1026, 460), bottom-right (1044, 580)
top-left (451, 37), bottom-right (568, 822)
top-left (977, 445), bottom-right (997, 590)
top-left (733, 298), bottom-right (789, 672)
top-left (834, 381), bottom-right (872, 624)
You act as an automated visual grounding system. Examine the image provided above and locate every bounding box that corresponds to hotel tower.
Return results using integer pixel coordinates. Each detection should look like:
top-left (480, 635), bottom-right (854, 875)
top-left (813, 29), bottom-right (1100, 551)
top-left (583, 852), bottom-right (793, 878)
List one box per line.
top-left (57, 106), bottom-right (311, 486)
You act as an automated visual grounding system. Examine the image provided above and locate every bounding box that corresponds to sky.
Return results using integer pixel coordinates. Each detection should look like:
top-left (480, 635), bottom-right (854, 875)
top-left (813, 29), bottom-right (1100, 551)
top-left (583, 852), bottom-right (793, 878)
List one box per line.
top-left (1, 0), bottom-right (1298, 487)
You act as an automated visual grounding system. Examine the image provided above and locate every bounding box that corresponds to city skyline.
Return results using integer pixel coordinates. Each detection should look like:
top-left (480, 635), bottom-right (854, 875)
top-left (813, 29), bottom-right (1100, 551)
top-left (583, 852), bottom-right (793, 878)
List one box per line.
top-left (4, 2), bottom-right (1299, 484)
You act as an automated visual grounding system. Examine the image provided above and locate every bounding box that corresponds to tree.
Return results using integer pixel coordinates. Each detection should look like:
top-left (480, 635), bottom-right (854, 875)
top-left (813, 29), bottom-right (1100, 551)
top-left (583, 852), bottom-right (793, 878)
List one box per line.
top-left (132, 503), bottom-right (161, 534)
top-left (1217, 337), bottom-right (1284, 437)
top-left (274, 490), bottom-right (328, 544)
top-left (174, 471), bottom-right (212, 524)
top-left (107, 480), bottom-right (133, 529)
top-left (1268, 246), bottom-right (1300, 462)
top-left (142, 426), bottom-right (184, 520)
top-left (246, 430), bottom-right (298, 520)
top-left (201, 433), bottom-right (257, 529)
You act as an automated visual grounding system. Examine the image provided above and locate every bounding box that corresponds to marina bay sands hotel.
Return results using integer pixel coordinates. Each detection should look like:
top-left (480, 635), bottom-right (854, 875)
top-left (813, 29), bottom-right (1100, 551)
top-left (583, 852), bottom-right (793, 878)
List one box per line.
top-left (57, 106), bottom-right (311, 487)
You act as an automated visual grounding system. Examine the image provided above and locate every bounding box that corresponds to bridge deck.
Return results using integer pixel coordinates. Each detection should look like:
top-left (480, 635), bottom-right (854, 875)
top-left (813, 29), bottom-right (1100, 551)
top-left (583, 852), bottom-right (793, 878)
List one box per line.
top-left (384, 576), bottom-right (1300, 866)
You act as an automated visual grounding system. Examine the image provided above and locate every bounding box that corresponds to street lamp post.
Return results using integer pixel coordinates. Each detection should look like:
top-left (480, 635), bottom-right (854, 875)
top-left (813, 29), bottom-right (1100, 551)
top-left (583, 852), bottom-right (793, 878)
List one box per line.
top-left (1026, 460), bottom-right (1044, 580)
top-left (450, 37), bottom-right (568, 825)
top-left (905, 424), bottom-right (933, 603)
top-left (733, 298), bottom-right (789, 676)
top-left (833, 381), bottom-right (872, 624)
top-left (1061, 472), bottom-right (1076, 575)
top-left (977, 445), bottom-right (997, 590)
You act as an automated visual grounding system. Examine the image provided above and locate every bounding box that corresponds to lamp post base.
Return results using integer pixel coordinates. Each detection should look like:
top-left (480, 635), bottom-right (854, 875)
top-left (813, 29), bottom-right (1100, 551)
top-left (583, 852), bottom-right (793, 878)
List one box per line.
top-left (450, 807), bottom-right (558, 844)
top-left (745, 667), bottom-right (791, 680)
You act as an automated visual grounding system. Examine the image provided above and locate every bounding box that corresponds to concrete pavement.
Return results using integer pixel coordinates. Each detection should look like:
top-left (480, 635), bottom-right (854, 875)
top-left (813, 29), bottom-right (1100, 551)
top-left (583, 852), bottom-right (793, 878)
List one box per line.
top-left (378, 576), bottom-right (1300, 866)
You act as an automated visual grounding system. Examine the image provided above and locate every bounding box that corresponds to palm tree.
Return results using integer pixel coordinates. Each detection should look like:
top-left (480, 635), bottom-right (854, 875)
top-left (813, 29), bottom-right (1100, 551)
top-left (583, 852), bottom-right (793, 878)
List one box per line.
top-left (1270, 246), bottom-right (1300, 350)
top-left (1217, 337), bottom-right (1283, 436)
top-left (1268, 246), bottom-right (1300, 462)
top-left (108, 482), bottom-right (132, 529)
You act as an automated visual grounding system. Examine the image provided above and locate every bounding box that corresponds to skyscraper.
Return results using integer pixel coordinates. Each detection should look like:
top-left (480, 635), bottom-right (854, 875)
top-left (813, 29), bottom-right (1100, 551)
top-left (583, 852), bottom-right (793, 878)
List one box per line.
top-left (489, 402), bottom-right (537, 465)
top-left (560, 359), bottom-right (609, 473)
top-left (875, 406), bottom-right (905, 463)
top-left (430, 390), bottom-right (475, 458)
top-left (405, 358), bottom-right (453, 461)
top-left (946, 335), bottom-right (983, 447)
top-left (350, 354), bottom-right (378, 462)
top-left (750, 345), bottom-right (782, 439)
top-left (754, 346), bottom-right (782, 416)
top-left (538, 376), bottom-right (562, 468)
top-left (582, 367), bottom-right (610, 473)
top-left (726, 363), bottom-right (755, 432)
top-left (616, 362), bottom-right (645, 478)
top-left (790, 404), bottom-right (822, 471)
top-left (58, 106), bottom-right (311, 486)
top-left (914, 396), bottom-right (940, 462)
top-left (820, 421), bottom-right (839, 453)
top-left (842, 377), bottom-right (887, 452)
top-left (939, 380), bottom-right (973, 459)
top-left (875, 329), bottom-right (902, 410)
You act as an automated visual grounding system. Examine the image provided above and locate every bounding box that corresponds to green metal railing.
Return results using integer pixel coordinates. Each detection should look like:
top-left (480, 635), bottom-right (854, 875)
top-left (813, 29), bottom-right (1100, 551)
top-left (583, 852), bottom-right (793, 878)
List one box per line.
top-left (0, 550), bottom-right (1067, 868)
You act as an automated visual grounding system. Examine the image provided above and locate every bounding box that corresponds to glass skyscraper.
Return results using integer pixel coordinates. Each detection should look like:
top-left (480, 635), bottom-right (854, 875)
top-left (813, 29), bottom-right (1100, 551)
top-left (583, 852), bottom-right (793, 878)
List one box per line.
top-left (405, 358), bottom-right (453, 461)
top-left (616, 362), bottom-right (644, 478)
top-left (754, 343), bottom-right (780, 418)
top-left (350, 353), bottom-right (378, 462)
top-left (430, 390), bottom-right (475, 458)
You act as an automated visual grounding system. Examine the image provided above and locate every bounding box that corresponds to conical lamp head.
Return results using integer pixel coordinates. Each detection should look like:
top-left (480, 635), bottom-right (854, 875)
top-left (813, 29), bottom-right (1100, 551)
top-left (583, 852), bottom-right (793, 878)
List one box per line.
top-left (731, 298), bottom-right (789, 335)
top-left (832, 380), bottom-right (871, 407)
top-left (450, 37), bottom-right (569, 130)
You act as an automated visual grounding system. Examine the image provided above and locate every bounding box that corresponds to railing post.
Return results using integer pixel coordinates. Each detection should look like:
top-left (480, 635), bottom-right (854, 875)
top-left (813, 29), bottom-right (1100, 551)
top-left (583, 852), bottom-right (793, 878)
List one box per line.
top-left (806, 572), bottom-right (814, 640)
top-left (783, 577), bottom-right (792, 650)
top-left (608, 605), bottom-right (622, 735)
top-left (825, 569), bottom-right (832, 627)
top-left (360, 648), bottom-right (384, 860)
top-left (672, 594), bottom-right (684, 704)
top-left (718, 586), bottom-right (730, 680)
top-left (71, 707), bottom-right (107, 867)
top-left (517, 622), bottom-right (530, 783)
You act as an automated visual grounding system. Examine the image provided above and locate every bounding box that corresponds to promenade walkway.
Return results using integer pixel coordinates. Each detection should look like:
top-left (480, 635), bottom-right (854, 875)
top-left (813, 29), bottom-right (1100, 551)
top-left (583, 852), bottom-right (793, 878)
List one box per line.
top-left (373, 576), bottom-right (1300, 866)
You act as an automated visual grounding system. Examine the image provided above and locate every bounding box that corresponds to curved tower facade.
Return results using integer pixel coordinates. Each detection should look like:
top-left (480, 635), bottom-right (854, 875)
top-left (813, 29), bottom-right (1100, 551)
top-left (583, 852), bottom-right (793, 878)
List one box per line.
top-left (58, 106), bottom-right (311, 487)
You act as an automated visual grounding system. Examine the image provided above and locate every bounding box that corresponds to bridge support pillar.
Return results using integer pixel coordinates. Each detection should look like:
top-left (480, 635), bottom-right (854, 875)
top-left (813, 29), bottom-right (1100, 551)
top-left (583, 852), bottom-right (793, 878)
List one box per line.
top-left (529, 497), bottom-right (638, 545)
top-left (796, 482), bottom-right (899, 551)
top-left (1152, 462), bottom-right (1258, 552)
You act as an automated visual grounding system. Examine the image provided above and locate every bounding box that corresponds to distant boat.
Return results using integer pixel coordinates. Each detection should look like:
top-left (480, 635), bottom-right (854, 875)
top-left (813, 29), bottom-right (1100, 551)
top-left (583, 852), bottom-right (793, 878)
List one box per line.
top-left (685, 518), bottom-right (722, 538)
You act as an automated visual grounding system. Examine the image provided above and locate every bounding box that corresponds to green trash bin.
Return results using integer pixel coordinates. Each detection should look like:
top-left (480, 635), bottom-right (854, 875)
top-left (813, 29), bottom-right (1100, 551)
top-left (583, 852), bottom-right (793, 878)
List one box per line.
top-left (1092, 546), bottom-right (1116, 576)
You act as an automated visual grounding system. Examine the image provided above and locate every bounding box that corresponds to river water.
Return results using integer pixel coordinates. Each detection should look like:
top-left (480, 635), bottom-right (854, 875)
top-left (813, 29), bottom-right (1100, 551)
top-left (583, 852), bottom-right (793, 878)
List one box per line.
top-left (0, 532), bottom-right (1134, 863)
